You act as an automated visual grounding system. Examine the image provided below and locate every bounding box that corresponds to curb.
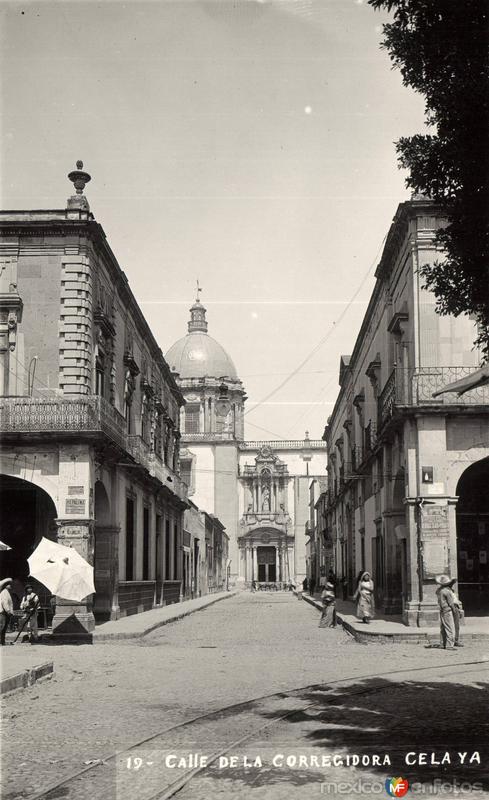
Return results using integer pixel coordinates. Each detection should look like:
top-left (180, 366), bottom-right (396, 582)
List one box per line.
top-left (1, 661), bottom-right (54, 695)
top-left (299, 592), bottom-right (488, 643)
top-left (300, 592), bottom-right (432, 644)
top-left (93, 590), bottom-right (237, 641)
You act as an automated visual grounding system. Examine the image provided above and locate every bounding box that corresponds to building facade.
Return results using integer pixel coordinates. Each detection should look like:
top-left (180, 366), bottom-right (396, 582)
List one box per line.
top-left (0, 164), bottom-right (192, 636)
top-left (323, 198), bottom-right (489, 625)
top-left (166, 299), bottom-right (327, 587)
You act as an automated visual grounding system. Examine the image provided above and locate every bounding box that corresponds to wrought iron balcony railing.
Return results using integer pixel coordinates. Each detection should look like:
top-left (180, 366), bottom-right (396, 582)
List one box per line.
top-left (0, 395), bottom-right (127, 450)
top-left (152, 454), bottom-right (188, 502)
top-left (378, 366), bottom-right (489, 428)
top-left (127, 434), bottom-right (152, 471)
top-left (0, 396), bottom-right (188, 501)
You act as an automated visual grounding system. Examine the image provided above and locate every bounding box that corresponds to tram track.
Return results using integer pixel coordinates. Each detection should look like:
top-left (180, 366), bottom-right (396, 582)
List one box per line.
top-left (23, 656), bottom-right (488, 800)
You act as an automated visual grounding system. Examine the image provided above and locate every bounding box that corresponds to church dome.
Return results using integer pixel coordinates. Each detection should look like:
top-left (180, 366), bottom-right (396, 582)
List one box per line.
top-left (165, 296), bottom-right (239, 380)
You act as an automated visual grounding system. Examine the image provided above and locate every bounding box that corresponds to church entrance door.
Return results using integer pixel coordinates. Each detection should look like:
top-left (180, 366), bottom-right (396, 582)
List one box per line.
top-left (257, 546), bottom-right (276, 583)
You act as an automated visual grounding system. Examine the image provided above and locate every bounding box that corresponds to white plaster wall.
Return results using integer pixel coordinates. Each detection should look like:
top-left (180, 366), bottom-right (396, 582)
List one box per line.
top-left (189, 444), bottom-right (215, 514)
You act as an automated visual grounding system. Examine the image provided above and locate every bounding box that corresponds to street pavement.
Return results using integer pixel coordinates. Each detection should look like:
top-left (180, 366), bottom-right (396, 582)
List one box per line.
top-left (2, 592), bottom-right (488, 800)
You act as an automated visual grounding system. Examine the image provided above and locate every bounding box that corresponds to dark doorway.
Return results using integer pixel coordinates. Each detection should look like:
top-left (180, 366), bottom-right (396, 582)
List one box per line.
top-left (257, 546), bottom-right (276, 583)
top-left (456, 458), bottom-right (489, 614)
top-left (0, 474), bottom-right (57, 583)
top-left (125, 497), bottom-right (135, 581)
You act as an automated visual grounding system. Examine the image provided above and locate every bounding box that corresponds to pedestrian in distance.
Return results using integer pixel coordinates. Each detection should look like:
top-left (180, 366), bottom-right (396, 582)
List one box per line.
top-left (327, 569), bottom-right (337, 589)
top-left (452, 587), bottom-right (463, 647)
top-left (251, 579), bottom-right (256, 593)
top-left (435, 574), bottom-right (459, 650)
top-left (319, 582), bottom-right (336, 628)
top-left (309, 576), bottom-right (316, 597)
top-left (353, 571), bottom-right (375, 624)
top-left (0, 578), bottom-right (14, 646)
top-left (20, 583), bottom-right (40, 643)
top-left (302, 577), bottom-right (308, 593)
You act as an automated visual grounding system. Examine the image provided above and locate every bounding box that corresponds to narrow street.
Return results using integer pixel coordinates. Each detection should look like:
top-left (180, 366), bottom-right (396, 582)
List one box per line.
top-left (3, 593), bottom-right (488, 799)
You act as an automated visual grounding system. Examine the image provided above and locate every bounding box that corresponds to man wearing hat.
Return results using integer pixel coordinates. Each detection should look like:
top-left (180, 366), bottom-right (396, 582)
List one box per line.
top-left (0, 578), bottom-right (14, 646)
top-left (20, 583), bottom-right (40, 643)
top-left (435, 574), bottom-right (459, 650)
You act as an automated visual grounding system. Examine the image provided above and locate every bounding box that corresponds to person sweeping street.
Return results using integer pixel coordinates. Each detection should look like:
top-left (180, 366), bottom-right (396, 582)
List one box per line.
top-left (319, 581), bottom-right (336, 628)
top-left (20, 583), bottom-right (40, 643)
top-left (435, 574), bottom-right (459, 650)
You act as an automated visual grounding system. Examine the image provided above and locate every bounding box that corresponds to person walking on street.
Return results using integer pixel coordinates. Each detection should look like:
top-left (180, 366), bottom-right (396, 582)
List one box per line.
top-left (309, 576), bottom-right (316, 597)
top-left (20, 583), bottom-right (40, 643)
top-left (319, 582), bottom-right (336, 628)
top-left (327, 569), bottom-right (337, 590)
top-left (353, 571), bottom-right (375, 624)
top-left (0, 578), bottom-right (14, 645)
top-left (302, 577), bottom-right (308, 593)
top-left (436, 574), bottom-right (458, 650)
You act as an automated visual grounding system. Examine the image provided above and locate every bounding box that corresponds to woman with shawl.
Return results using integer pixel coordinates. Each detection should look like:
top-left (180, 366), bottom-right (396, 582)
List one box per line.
top-left (353, 571), bottom-right (375, 623)
top-left (319, 581), bottom-right (336, 628)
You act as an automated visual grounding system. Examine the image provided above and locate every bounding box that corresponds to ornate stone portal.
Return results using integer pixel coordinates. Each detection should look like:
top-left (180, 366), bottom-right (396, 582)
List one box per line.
top-left (239, 446), bottom-right (293, 584)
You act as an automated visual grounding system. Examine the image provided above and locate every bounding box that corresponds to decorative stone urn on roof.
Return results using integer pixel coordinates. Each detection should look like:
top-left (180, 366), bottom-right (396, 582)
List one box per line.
top-left (67, 160), bottom-right (91, 210)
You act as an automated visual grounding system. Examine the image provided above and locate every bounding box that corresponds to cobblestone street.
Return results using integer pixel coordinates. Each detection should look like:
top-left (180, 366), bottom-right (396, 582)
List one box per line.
top-left (3, 593), bottom-right (489, 799)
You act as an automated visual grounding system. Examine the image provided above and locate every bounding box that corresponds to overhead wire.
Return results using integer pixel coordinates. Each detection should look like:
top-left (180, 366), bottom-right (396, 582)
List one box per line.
top-left (245, 233), bottom-right (387, 421)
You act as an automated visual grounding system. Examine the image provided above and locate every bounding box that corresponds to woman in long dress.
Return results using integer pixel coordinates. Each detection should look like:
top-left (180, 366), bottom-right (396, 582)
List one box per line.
top-left (319, 582), bottom-right (336, 628)
top-left (353, 571), bottom-right (375, 623)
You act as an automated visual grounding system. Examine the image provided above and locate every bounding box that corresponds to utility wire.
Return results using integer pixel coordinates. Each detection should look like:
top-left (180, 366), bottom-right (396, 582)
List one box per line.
top-left (245, 234), bottom-right (387, 418)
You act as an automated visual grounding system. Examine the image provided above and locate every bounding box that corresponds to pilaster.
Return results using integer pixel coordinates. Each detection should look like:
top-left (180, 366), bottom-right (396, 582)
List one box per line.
top-left (94, 524), bottom-right (121, 621)
top-left (52, 518), bottom-right (95, 640)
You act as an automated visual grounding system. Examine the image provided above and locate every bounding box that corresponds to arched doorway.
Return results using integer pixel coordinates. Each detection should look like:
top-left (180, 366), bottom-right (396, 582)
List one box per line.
top-left (0, 474), bottom-right (57, 611)
top-left (93, 480), bottom-right (118, 621)
top-left (456, 458), bottom-right (489, 614)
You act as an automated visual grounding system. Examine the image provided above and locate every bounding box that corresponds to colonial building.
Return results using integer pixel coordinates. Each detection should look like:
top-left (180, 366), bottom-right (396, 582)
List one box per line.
top-left (305, 478), bottom-right (328, 592)
top-left (182, 503), bottom-right (229, 598)
top-left (165, 299), bottom-right (327, 587)
top-left (323, 198), bottom-right (489, 625)
top-left (0, 163), bottom-right (193, 636)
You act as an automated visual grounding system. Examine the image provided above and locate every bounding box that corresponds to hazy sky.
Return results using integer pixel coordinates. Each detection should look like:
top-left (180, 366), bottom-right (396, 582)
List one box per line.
top-left (2, 0), bottom-right (426, 441)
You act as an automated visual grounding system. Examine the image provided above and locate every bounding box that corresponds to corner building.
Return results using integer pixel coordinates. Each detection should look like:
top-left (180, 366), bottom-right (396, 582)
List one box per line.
top-left (0, 164), bottom-right (189, 636)
top-left (166, 298), bottom-right (327, 586)
top-left (323, 198), bottom-right (489, 625)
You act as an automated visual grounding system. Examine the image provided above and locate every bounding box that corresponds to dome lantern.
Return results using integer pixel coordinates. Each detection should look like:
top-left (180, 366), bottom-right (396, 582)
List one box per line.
top-left (187, 281), bottom-right (208, 333)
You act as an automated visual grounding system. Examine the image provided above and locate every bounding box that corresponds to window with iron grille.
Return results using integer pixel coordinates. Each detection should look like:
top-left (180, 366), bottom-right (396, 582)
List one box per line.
top-left (184, 404), bottom-right (200, 434)
top-left (180, 459), bottom-right (192, 489)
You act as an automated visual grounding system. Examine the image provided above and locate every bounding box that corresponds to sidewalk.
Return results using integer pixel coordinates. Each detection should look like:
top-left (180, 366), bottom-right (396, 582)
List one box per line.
top-left (1, 647), bottom-right (54, 694)
top-left (93, 589), bottom-right (237, 641)
top-left (300, 592), bottom-right (489, 643)
top-left (1, 591), bottom-right (236, 693)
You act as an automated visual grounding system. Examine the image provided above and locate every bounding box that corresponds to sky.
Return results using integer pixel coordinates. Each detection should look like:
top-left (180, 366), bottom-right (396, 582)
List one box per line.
top-left (1, 0), bottom-right (427, 441)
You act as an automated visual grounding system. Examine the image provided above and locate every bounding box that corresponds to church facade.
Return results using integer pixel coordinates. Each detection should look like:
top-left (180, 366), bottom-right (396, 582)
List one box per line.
top-left (166, 297), bottom-right (327, 587)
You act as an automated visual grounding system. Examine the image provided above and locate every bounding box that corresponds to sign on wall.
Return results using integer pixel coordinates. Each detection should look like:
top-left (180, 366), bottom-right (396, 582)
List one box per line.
top-left (65, 498), bottom-right (86, 515)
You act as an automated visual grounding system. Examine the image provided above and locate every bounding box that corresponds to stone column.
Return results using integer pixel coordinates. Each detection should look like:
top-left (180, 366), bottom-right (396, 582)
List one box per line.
top-left (252, 546), bottom-right (258, 581)
top-left (246, 546), bottom-right (252, 582)
top-left (52, 519), bottom-right (95, 639)
top-left (93, 524), bottom-right (120, 622)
